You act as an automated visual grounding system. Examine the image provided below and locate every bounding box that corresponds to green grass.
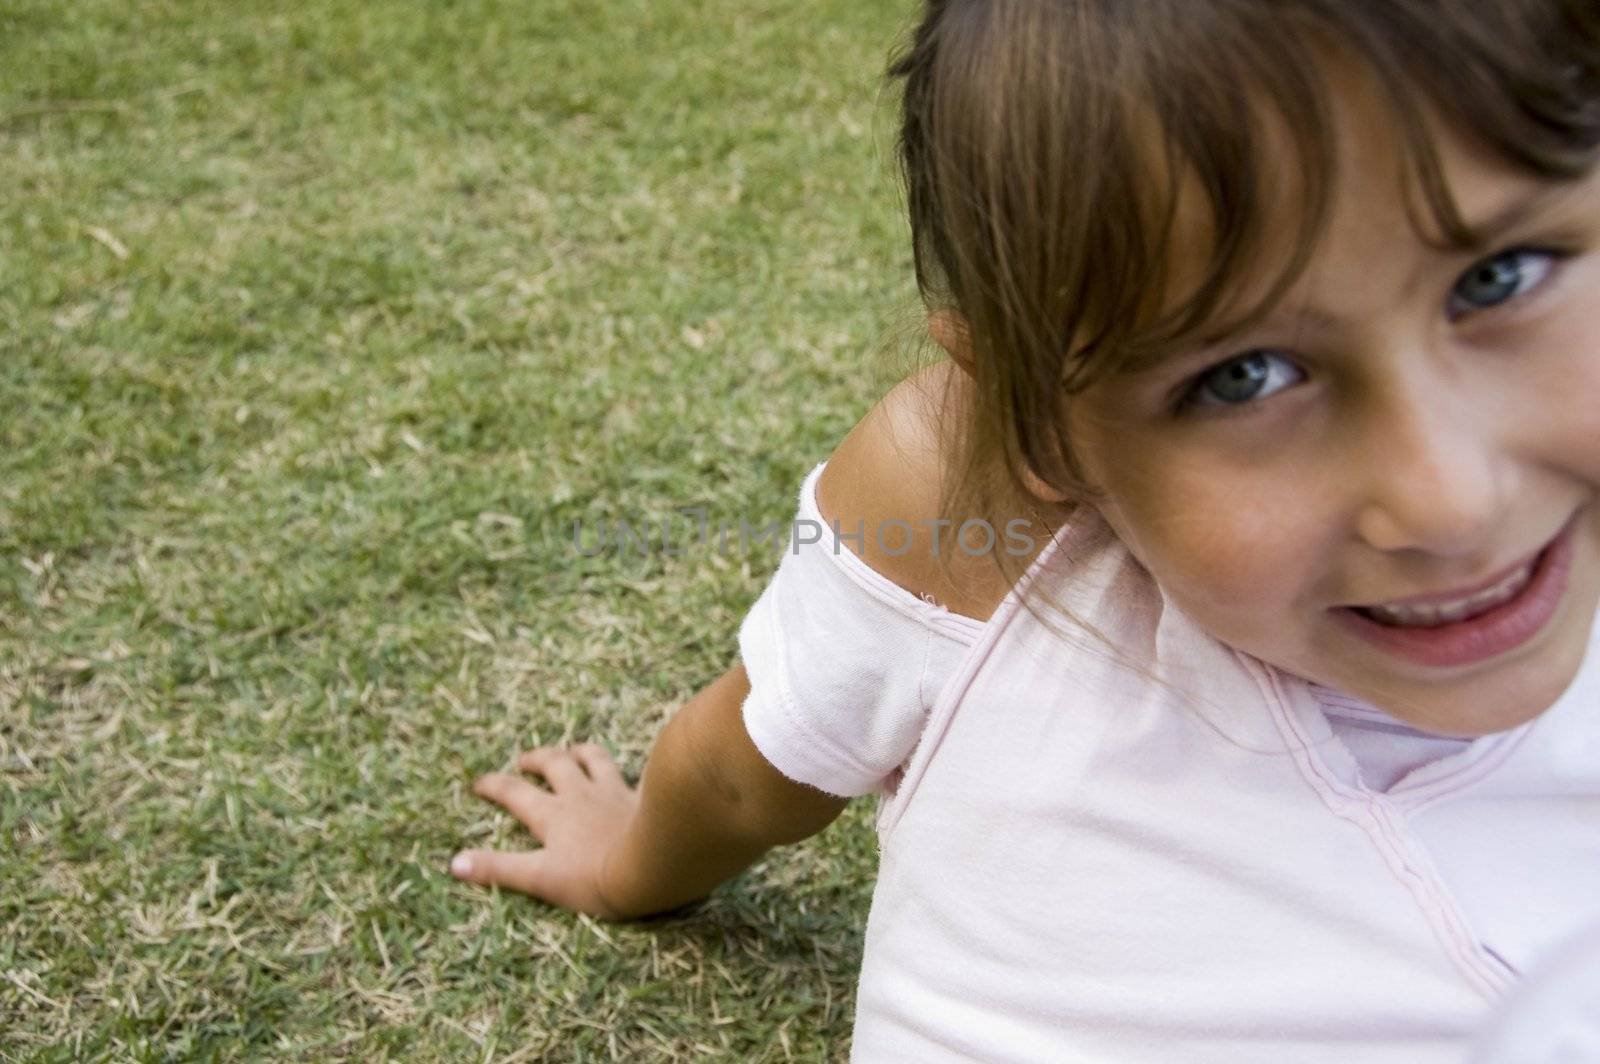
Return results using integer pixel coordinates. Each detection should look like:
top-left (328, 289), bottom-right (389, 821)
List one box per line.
top-left (0, 1), bottom-right (931, 1057)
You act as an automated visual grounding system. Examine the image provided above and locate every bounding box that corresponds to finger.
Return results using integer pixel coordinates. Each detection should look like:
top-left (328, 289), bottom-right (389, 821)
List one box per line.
top-left (567, 743), bottom-right (626, 787)
top-left (515, 746), bottom-right (590, 789)
top-left (473, 772), bottom-right (552, 833)
top-left (450, 849), bottom-right (550, 896)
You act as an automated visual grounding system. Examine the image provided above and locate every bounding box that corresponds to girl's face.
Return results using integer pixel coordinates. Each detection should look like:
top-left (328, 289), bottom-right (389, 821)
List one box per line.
top-left (1068, 69), bottom-right (1600, 737)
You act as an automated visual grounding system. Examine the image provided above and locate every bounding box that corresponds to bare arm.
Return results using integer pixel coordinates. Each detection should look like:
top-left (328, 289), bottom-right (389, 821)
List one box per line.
top-left (452, 661), bottom-right (849, 919)
top-left (604, 663), bottom-right (850, 915)
top-left (453, 357), bottom-right (1042, 917)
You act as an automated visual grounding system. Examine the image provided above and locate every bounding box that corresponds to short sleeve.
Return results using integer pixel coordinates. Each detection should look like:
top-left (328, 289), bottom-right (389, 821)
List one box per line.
top-left (737, 462), bottom-right (984, 798)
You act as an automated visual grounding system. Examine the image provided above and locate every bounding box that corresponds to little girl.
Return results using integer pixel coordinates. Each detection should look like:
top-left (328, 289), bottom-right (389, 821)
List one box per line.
top-left (452, 1), bottom-right (1600, 1059)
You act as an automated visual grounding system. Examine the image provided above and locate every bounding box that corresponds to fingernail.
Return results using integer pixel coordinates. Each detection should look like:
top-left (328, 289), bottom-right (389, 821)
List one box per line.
top-left (451, 853), bottom-right (473, 878)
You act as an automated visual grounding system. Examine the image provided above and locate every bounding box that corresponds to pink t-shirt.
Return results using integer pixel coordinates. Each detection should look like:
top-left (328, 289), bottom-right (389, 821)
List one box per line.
top-left (739, 462), bottom-right (1474, 800)
top-left (738, 461), bottom-right (1600, 1062)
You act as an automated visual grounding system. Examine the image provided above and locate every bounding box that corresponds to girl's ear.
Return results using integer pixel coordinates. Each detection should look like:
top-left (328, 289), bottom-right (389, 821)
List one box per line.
top-left (928, 309), bottom-right (976, 379)
top-left (1019, 466), bottom-right (1074, 505)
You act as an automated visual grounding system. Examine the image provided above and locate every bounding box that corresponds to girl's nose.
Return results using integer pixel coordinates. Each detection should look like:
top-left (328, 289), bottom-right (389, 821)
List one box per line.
top-left (1351, 373), bottom-right (1514, 559)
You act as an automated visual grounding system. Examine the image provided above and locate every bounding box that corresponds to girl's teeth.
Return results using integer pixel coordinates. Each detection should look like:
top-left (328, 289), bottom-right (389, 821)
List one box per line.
top-left (1362, 561), bottom-right (1536, 628)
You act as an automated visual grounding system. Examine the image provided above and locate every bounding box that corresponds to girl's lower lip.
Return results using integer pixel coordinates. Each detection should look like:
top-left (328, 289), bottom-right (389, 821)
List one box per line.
top-left (1331, 513), bottom-right (1579, 670)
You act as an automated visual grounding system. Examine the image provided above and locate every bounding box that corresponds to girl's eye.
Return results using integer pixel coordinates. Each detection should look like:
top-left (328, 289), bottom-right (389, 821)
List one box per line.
top-left (1173, 245), bottom-right (1571, 416)
top-left (1175, 350), bottom-right (1304, 414)
top-left (1446, 247), bottom-right (1561, 318)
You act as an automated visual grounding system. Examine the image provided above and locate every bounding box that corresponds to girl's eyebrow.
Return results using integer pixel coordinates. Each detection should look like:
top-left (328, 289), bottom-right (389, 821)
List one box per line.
top-left (1440, 179), bottom-right (1578, 251)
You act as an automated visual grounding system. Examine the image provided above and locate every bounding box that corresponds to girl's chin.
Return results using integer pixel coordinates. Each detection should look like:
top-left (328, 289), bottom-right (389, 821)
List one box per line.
top-left (1321, 676), bottom-right (1556, 739)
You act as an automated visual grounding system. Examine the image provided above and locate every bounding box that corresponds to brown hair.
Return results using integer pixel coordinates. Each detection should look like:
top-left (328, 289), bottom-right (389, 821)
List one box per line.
top-left (887, 0), bottom-right (1600, 676)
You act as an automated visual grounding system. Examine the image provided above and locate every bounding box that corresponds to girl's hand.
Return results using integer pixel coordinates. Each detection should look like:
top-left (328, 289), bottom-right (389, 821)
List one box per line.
top-left (451, 744), bottom-right (641, 920)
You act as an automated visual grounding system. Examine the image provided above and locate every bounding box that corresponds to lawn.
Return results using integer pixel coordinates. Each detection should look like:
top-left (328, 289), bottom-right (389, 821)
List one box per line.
top-left (0, 1), bottom-right (928, 1057)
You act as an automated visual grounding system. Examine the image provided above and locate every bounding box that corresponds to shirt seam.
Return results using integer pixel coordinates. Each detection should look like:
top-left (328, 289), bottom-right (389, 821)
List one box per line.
top-left (916, 624), bottom-right (937, 720)
top-left (1248, 657), bottom-right (1518, 1001)
top-left (1387, 725), bottom-right (1535, 813)
top-left (872, 505), bottom-right (1094, 844)
top-left (798, 461), bottom-right (986, 645)
top-left (1308, 678), bottom-right (1538, 809)
top-left (757, 559), bottom-right (883, 796)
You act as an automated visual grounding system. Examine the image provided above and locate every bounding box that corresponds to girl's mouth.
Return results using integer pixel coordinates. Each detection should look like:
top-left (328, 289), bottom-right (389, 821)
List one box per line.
top-left (1352, 560), bottom-right (1536, 627)
top-left (1330, 511), bottom-right (1580, 669)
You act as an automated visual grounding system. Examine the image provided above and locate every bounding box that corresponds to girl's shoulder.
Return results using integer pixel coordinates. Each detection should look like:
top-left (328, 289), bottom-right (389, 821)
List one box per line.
top-left (816, 360), bottom-right (1062, 625)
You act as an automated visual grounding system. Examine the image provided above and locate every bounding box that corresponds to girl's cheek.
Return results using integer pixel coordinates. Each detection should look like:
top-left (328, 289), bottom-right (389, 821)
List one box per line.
top-left (1556, 397), bottom-right (1600, 485)
top-left (1520, 302), bottom-right (1600, 482)
top-left (1133, 492), bottom-right (1296, 603)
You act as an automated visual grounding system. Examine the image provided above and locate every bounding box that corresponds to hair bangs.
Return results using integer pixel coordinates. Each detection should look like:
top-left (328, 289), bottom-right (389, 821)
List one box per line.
top-left (1066, 15), bottom-right (1345, 390)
